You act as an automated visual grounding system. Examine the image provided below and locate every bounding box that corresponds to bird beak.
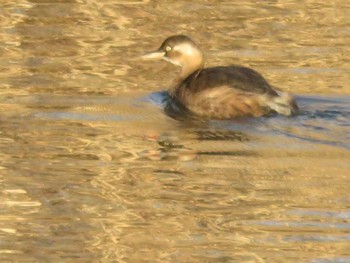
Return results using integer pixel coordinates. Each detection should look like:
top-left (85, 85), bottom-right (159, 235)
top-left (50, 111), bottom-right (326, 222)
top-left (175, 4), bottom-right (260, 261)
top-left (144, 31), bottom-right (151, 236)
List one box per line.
top-left (141, 50), bottom-right (165, 60)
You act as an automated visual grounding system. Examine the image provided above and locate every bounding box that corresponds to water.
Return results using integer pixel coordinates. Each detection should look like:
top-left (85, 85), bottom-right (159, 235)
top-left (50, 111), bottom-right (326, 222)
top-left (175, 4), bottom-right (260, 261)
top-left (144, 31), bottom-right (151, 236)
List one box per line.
top-left (0, 1), bottom-right (349, 262)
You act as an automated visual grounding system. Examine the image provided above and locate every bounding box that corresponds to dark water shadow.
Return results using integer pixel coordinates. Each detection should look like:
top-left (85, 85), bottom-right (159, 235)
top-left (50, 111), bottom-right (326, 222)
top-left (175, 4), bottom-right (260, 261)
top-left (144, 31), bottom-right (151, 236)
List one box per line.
top-left (146, 91), bottom-right (350, 150)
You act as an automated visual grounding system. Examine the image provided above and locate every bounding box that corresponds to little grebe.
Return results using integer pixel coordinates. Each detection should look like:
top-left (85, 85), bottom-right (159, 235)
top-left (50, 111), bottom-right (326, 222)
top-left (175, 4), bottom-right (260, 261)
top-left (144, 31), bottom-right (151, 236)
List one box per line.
top-left (142, 35), bottom-right (298, 119)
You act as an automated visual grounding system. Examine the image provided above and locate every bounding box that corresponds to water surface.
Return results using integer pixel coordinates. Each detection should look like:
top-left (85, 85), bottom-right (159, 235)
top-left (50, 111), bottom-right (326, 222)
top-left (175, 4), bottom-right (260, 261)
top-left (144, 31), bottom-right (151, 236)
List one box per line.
top-left (0, 1), bottom-right (349, 262)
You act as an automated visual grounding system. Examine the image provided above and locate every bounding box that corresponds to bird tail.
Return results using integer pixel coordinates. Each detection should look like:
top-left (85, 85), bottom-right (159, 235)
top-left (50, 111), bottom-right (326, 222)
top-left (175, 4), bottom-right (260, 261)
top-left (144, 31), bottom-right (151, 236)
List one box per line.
top-left (261, 91), bottom-right (298, 116)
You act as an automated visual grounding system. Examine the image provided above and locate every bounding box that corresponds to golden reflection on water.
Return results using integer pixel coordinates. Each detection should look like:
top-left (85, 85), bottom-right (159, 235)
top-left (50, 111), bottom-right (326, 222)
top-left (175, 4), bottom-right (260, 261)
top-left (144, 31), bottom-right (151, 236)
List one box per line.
top-left (0, 0), bottom-right (349, 262)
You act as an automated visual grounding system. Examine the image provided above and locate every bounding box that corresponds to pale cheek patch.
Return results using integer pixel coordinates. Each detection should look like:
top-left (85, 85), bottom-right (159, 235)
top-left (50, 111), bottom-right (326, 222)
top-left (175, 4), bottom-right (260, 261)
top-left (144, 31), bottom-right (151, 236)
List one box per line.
top-left (173, 43), bottom-right (195, 56)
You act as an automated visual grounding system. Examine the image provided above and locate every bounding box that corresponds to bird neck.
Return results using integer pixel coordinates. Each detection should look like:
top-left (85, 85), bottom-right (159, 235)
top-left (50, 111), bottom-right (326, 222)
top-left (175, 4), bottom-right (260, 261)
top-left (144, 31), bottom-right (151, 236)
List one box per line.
top-left (179, 63), bottom-right (203, 80)
top-left (169, 63), bottom-right (203, 97)
top-left (169, 48), bottom-right (204, 96)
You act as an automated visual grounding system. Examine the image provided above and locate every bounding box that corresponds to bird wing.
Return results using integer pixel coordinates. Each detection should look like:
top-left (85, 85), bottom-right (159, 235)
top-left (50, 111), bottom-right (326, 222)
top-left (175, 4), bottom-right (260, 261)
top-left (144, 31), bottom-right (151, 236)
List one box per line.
top-left (185, 66), bottom-right (278, 96)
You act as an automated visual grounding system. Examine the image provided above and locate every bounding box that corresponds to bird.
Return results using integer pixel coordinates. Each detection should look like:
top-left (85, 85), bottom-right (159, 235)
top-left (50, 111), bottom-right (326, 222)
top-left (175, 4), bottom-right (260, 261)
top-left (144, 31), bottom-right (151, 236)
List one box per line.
top-left (142, 35), bottom-right (298, 119)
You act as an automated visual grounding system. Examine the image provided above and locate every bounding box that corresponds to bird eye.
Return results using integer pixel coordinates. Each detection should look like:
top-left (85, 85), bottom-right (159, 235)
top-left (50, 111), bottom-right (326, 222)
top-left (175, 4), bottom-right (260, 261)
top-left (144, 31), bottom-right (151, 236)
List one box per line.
top-left (165, 46), bottom-right (172, 52)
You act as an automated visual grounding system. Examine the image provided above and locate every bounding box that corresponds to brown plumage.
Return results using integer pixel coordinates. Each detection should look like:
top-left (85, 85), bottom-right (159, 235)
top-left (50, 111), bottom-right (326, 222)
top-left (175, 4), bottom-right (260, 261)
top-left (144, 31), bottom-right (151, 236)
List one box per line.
top-left (142, 35), bottom-right (298, 119)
